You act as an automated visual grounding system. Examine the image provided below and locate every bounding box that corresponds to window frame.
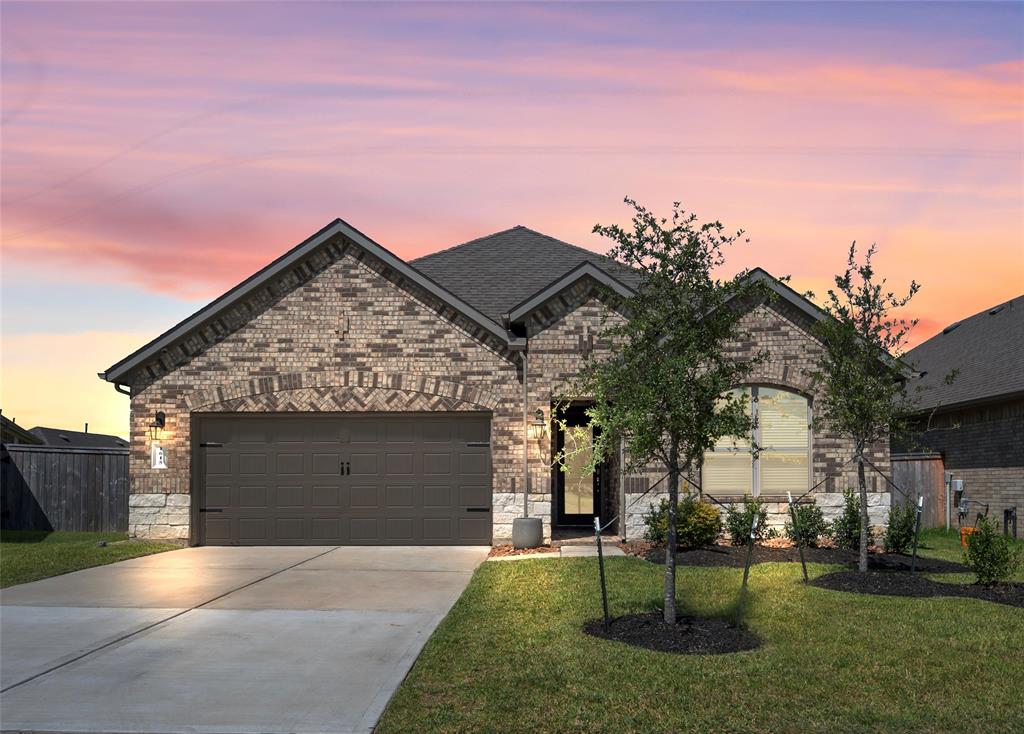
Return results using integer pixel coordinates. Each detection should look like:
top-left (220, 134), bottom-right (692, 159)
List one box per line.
top-left (703, 385), bottom-right (813, 497)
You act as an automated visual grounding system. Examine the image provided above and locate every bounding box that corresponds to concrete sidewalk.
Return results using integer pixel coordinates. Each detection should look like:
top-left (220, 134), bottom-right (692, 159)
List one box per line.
top-left (0, 545), bottom-right (488, 734)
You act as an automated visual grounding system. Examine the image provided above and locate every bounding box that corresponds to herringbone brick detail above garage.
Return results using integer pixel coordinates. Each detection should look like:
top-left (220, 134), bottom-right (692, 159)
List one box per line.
top-left (200, 385), bottom-right (486, 414)
top-left (185, 369), bottom-right (501, 412)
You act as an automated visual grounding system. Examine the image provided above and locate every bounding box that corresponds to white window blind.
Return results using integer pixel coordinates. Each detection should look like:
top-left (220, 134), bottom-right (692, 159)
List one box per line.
top-left (702, 386), bottom-right (810, 497)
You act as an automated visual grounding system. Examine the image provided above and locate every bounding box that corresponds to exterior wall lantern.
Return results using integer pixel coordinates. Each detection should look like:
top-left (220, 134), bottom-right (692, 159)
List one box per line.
top-left (528, 408), bottom-right (547, 440)
top-left (147, 411), bottom-right (166, 441)
top-left (148, 411), bottom-right (168, 469)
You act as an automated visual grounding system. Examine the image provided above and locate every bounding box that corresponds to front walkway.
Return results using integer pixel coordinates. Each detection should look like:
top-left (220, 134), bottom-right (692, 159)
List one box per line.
top-left (0, 545), bottom-right (488, 734)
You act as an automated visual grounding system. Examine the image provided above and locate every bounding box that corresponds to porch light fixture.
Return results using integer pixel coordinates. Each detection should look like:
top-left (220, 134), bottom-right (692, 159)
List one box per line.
top-left (528, 408), bottom-right (547, 440)
top-left (147, 411), bottom-right (166, 441)
top-left (148, 411), bottom-right (168, 469)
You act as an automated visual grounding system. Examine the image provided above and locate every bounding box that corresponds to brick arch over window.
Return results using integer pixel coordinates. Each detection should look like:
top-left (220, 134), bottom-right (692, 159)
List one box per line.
top-left (741, 363), bottom-right (817, 399)
top-left (184, 370), bottom-right (501, 413)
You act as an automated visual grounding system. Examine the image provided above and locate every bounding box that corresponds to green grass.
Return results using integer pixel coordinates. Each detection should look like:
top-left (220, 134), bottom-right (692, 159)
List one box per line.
top-left (0, 531), bottom-right (179, 588)
top-left (916, 528), bottom-right (1024, 585)
top-left (379, 547), bottom-right (1023, 733)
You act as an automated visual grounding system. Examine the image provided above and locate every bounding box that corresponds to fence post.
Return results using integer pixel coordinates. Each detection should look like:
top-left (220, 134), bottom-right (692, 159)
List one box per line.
top-left (594, 516), bottom-right (610, 632)
top-left (910, 495), bottom-right (924, 573)
top-left (787, 492), bottom-right (809, 583)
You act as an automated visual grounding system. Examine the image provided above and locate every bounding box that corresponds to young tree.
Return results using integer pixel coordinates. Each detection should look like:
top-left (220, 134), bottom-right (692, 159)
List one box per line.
top-left (809, 243), bottom-right (919, 573)
top-left (558, 198), bottom-right (767, 625)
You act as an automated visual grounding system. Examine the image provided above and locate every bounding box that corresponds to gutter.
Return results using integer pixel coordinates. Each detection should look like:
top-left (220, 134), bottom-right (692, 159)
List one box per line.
top-left (98, 373), bottom-right (131, 396)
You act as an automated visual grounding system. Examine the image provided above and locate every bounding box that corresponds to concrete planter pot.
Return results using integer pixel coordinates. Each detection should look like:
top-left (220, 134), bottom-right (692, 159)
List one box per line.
top-left (512, 517), bottom-right (544, 549)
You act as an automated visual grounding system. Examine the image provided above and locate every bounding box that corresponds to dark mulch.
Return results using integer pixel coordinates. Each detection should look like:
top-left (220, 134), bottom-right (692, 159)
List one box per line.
top-left (488, 544), bottom-right (557, 558)
top-left (584, 612), bottom-right (762, 655)
top-left (636, 542), bottom-right (970, 574)
top-left (811, 570), bottom-right (1024, 608)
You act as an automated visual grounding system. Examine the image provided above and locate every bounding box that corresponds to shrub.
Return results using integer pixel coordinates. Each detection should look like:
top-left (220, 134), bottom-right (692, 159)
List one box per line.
top-left (965, 516), bottom-right (1023, 585)
top-left (724, 496), bottom-right (771, 546)
top-left (883, 502), bottom-right (917, 554)
top-left (643, 495), bottom-right (722, 550)
top-left (830, 489), bottom-right (866, 550)
top-left (784, 502), bottom-right (828, 547)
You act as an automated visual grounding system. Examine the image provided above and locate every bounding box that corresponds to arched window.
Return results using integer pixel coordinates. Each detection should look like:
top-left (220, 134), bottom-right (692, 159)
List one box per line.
top-left (702, 386), bottom-right (811, 496)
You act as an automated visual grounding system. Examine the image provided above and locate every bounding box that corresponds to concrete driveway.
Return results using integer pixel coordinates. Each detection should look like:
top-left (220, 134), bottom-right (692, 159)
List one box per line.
top-left (0, 545), bottom-right (488, 734)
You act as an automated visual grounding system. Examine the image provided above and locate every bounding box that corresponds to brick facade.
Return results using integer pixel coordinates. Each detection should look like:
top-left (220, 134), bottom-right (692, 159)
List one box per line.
top-left (124, 239), bottom-right (889, 543)
top-left (909, 398), bottom-right (1024, 515)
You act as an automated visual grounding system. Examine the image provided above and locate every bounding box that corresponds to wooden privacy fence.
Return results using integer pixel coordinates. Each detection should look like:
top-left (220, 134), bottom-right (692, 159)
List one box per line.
top-left (891, 453), bottom-right (946, 528)
top-left (1, 444), bottom-right (129, 532)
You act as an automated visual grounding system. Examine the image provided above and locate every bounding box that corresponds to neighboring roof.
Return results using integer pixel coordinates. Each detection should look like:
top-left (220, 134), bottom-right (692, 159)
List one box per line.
top-left (412, 226), bottom-right (642, 321)
top-left (905, 295), bottom-right (1024, 412)
top-left (29, 426), bottom-right (128, 449)
top-left (0, 413), bottom-right (42, 445)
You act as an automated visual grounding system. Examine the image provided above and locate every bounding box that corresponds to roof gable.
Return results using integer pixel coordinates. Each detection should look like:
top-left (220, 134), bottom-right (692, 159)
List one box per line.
top-left (101, 219), bottom-right (523, 385)
top-left (412, 226), bottom-right (642, 320)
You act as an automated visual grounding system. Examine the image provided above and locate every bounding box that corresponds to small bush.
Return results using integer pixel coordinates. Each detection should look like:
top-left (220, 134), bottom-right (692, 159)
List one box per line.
top-left (965, 516), bottom-right (1023, 585)
top-left (831, 489), bottom-right (866, 550)
top-left (643, 495), bottom-right (722, 550)
top-left (724, 496), bottom-right (771, 546)
top-left (784, 503), bottom-right (828, 547)
top-left (883, 502), bottom-right (917, 554)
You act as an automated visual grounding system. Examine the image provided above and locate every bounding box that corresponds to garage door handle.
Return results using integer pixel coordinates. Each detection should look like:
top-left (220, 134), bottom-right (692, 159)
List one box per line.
top-left (199, 508), bottom-right (223, 513)
top-left (340, 461), bottom-right (350, 476)
top-left (465, 507), bottom-right (490, 513)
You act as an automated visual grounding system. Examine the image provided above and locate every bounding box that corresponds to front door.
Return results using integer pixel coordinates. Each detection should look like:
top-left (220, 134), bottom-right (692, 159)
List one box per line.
top-left (555, 407), bottom-right (604, 526)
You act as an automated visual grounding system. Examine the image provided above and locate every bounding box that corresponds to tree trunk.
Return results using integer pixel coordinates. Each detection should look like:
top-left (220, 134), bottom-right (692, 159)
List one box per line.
top-left (663, 444), bottom-right (679, 625)
top-left (857, 453), bottom-right (869, 573)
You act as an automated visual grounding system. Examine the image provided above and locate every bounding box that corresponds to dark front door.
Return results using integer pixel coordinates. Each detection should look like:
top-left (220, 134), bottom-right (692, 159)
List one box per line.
top-left (555, 406), bottom-right (605, 526)
top-left (195, 412), bottom-right (492, 546)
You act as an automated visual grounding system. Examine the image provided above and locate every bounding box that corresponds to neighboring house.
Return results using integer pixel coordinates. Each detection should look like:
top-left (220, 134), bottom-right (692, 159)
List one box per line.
top-left (899, 296), bottom-right (1024, 519)
top-left (0, 413), bottom-right (42, 446)
top-left (100, 219), bottom-right (890, 545)
top-left (28, 426), bottom-right (129, 449)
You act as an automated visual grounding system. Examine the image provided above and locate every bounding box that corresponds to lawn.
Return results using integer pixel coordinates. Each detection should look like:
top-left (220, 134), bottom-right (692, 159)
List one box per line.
top-left (0, 531), bottom-right (179, 588)
top-left (919, 527), bottom-right (1024, 585)
top-left (378, 532), bottom-right (1024, 734)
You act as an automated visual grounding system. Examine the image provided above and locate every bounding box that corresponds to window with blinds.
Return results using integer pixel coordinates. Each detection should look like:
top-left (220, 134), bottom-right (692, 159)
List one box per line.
top-left (702, 386), bottom-right (810, 497)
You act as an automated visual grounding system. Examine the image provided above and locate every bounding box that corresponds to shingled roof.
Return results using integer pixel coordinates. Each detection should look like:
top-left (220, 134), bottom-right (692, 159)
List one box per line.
top-left (906, 295), bottom-right (1024, 412)
top-left (101, 219), bottom-right (819, 387)
top-left (412, 226), bottom-right (642, 320)
top-left (29, 426), bottom-right (128, 449)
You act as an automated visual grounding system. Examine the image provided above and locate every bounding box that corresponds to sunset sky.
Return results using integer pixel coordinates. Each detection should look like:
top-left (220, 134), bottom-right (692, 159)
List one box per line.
top-left (2, 1), bottom-right (1022, 438)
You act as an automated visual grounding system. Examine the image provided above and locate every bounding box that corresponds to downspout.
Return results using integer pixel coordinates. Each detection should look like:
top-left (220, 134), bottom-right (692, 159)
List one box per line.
top-left (521, 346), bottom-right (530, 518)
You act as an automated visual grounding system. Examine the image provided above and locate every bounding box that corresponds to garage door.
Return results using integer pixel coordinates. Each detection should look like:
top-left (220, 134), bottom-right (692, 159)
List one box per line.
top-left (195, 413), bottom-right (492, 546)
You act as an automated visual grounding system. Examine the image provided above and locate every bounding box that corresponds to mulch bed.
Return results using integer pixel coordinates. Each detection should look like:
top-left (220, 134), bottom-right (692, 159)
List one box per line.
top-left (584, 612), bottom-right (761, 655)
top-left (810, 570), bottom-right (1024, 608)
top-left (488, 544), bottom-right (558, 558)
top-left (627, 541), bottom-right (970, 574)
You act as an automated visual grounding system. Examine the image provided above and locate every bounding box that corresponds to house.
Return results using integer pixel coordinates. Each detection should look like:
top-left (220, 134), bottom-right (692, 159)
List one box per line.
top-left (100, 219), bottom-right (890, 545)
top-left (0, 413), bottom-right (42, 446)
top-left (28, 426), bottom-right (128, 449)
top-left (899, 296), bottom-right (1023, 521)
